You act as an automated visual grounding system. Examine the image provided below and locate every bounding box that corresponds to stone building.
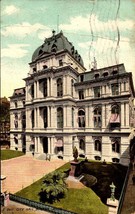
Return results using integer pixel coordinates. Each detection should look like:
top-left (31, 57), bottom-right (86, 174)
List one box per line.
top-left (10, 31), bottom-right (135, 165)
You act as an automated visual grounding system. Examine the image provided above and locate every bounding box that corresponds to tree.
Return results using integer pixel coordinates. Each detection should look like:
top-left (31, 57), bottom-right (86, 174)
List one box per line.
top-left (39, 171), bottom-right (67, 203)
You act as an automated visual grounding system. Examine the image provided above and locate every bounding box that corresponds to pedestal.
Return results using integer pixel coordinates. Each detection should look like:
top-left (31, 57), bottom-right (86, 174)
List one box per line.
top-left (69, 161), bottom-right (81, 177)
top-left (107, 198), bottom-right (119, 214)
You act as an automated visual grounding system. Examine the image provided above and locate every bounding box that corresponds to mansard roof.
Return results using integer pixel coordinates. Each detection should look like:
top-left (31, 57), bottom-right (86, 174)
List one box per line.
top-left (31, 30), bottom-right (84, 66)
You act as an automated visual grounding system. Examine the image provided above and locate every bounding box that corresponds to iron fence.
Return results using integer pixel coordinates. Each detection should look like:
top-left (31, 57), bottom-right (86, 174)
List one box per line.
top-left (9, 193), bottom-right (76, 214)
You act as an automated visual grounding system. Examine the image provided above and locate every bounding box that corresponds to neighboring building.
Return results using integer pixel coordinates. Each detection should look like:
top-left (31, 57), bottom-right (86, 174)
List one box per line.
top-left (0, 97), bottom-right (10, 148)
top-left (10, 31), bottom-right (135, 165)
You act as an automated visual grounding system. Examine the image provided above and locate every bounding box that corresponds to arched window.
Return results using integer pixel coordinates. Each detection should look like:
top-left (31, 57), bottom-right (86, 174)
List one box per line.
top-left (31, 110), bottom-right (34, 128)
top-left (57, 107), bottom-right (63, 128)
top-left (103, 72), bottom-right (108, 77)
top-left (43, 107), bottom-right (48, 128)
top-left (93, 106), bottom-right (102, 128)
top-left (72, 108), bottom-right (74, 127)
top-left (14, 113), bottom-right (18, 129)
top-left (110, 105), bottom-right (120, 128)
top-left (57, 78), bottom-right (63, 97)
top-left (94, 73), bottom-right (99, 79)
top-left (95, 140), bottom-right (101, 151)
top-left (79, 139), bottom-right (85, 151)
top-left (78, 109), bottom-right (85, 128)
top-left (112, 140), bottom-right (120, 153)
top-left (43, 78), bottom-right (47, 97)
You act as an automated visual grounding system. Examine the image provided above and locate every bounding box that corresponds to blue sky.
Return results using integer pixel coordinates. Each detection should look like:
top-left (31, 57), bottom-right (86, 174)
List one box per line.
top-left (1, 0), bottom-right (135, 98)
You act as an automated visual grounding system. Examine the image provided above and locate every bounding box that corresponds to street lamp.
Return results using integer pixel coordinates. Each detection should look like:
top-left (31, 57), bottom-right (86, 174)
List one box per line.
top-left (110, 182), bottom-right (116, 201)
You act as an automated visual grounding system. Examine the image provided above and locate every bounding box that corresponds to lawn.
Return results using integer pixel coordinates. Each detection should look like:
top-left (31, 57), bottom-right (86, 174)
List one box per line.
top-left (1, 149), bottom-right (24, 160)
top-left (16, 162), bottom-right (108, 214)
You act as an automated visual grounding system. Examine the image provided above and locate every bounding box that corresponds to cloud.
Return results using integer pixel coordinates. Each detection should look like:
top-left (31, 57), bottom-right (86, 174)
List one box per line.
top-left (1, 22), bottom-right (51, 38)
top-left (3, 5), bottom-right (20, 15)
top-left (60, 15), bottom-right (134, 35)
top-left (1, 44), bottom-right (30, 58)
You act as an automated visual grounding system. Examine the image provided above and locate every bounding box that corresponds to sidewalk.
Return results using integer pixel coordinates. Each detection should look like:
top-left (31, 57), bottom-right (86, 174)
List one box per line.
top-left (1, 155), bottom-right (66, 193)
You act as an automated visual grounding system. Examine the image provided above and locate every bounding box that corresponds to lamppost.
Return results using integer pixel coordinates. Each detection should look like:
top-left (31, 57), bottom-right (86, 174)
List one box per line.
top-left (110, 182), bottom-right (116, 201)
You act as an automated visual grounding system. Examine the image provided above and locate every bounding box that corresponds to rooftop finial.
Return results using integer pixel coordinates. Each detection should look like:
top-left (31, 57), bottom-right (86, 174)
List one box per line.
top-left (91, 57), bottom-right (97, 70)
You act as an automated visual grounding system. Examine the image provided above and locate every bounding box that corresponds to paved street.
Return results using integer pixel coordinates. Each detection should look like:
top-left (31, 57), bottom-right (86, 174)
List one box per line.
top-left (1, 155), bottom-right (66, 194)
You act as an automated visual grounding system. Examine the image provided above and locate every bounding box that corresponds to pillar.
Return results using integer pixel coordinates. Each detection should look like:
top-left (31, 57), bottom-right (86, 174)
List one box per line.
top-left (47, 78), bottom-right (50, 97)
top-left (34, 81), bottom-right (36, 99)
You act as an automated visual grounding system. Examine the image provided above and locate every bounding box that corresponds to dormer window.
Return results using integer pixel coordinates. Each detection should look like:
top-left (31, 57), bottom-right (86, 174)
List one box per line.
top-left (59, 60), bottom-right (63, 66)
top-left (39, 49), bottom-right (43, 55)
top-left (103, 72), bottom-right (108, 77)
top-left (112, 69), bottom-right (118, 75)
top-left (51, 44), bottom-right (57, 52)
top-left (94, 73), bottom-right (99, 79)
top-left (43, 65), bottom-right (48, 69)
top-left (33, 67), bottom-right (36, 73)
top-left (71, 46), bottom-right (74, 55)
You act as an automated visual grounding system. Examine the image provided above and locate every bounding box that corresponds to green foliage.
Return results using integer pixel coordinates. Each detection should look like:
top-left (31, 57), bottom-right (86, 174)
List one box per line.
top-left (0, 101), bottom-right (10, 122)
top-left (81, 161), bottom-right (127, 204)
top-left (1, 150), bottom-right (24, 160)
top-left (39, 171), bottom-right (68, 203)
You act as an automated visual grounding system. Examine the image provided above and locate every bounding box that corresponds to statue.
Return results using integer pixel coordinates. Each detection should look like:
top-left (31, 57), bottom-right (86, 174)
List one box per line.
top-left (73, 146), bottom-right (78, 162)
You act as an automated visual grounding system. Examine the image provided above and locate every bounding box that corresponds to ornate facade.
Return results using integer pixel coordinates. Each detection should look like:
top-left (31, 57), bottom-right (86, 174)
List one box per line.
top-left (10, 31), bottom-right (135, 165)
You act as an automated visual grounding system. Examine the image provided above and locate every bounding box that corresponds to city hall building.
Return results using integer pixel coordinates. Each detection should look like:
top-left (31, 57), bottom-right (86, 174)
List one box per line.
top-left (10, 31), bottom-right (135, 165)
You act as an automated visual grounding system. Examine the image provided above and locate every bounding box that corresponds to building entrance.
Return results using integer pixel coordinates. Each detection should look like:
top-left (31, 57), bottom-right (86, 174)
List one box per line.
top-left (43, 137), bottom-right (48, 153)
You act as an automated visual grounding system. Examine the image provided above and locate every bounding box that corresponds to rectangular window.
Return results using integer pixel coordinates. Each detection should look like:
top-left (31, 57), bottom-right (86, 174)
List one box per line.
top-left (94, 87), bottom-right (100, 98)
top-left (59, 60), bottom-right (63, 66)
top-left (79, 90), bottom-right (84, 100)
top-left (111, 84), bottom-right (119, 95)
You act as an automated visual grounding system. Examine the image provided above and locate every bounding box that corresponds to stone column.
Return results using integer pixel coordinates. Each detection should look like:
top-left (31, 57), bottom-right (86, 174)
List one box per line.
top-left (47, 106), bottom-right (50, 128)
top-left (85, 106), bottom-right (89, 128)
top-left (126, 103), bottom-right (129, 127)
top-left (89, 105), bottom-right (93, 128)
top-left (37, 107), bottom-right (39, 129)
top-left (34, 108), bottom-right (37, 128)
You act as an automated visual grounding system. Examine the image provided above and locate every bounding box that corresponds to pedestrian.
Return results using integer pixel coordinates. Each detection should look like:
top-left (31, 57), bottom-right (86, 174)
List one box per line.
top-left (32, 151), bottom-right (34, 157)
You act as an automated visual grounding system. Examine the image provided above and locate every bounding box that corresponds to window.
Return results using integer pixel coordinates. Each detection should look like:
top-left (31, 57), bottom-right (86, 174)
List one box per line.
top-left (110, 105), bottom-right (120, 128)
top-left (71, 79), bottom-right (74, 97)
top-left (15, 101), bottom-right (17, 108)
top-left (22, 113), bottom-right (26, 129)
top-left (57, 78), bottom-right (63, 97)
top-left (95, 140), bottom-right (101, 151)
top-left (78, 109), bottom-right (85, 128)
top-left (95, 156), bottom-right (101, 161)
top-left (72, 108), bottom-right (74, 127)
top-left (112, 158), bottom-right (119, 163)
top-left (79, 139), bottom-right (85, 151)
top-left (31, 110), bottom-right (34, 128)
top-left (112, 69), bottom-right (118, 75)
top-left (57, 107), bottom-right (63, 128)
top-left (43, 107), bottom-right (48, 128)
top-left (14, 113), bottom-right (18, 129)
top-left (43, 65), bottom-right (48, 69)
top-left (94, 73), bottom-right (99, 79)
top-left (111, 84), bottom-right (119, 95)
top-left (31, 84), bottom-right (34, 98)
top-left (112, 140), bottom-right (120, 153)
top-left (14, 134), bottom-right (18, 144)
top-left (22, 100), bottom-right (25, 107)
top-left (43, 78), bottom-right (47, 97)
top-left (94, 87), bottom-right (100, 98)
top-left (93, 107), bottom-right (102, 128)
top-left (59, 60), bottom-right (63, 66)
top-left (103, 72), bottom-right (108, 77)
top-left (51, 44), bottom-right (57, 52)
top-left (33, 67), bottom-right (36, 73)
top-left (79, 90), bottom-right (84, 99)
top-left (80, 75), bottom-right (84, 82)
